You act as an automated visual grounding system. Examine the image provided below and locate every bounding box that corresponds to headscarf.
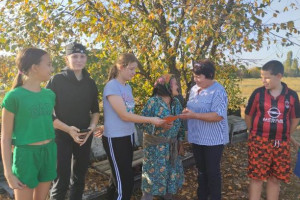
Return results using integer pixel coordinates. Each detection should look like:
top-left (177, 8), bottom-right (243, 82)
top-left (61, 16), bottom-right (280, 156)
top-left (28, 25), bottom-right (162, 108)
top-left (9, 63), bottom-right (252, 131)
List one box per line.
top-left (152, 74), bottom-right (175, 97)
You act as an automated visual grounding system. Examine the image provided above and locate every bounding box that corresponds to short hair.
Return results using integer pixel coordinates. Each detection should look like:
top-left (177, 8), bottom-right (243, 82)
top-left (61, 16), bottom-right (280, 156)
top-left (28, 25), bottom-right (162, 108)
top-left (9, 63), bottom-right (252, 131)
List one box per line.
top-left (262, 60), bottom-right (284, 75)
top-left (192, 59), bottom-right (215, 80)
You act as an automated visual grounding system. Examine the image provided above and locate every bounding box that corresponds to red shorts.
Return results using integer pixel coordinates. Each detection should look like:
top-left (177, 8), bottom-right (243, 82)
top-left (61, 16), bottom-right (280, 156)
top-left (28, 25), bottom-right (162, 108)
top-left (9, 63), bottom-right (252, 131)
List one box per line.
top-left (247, 135), bottom-right (291, 183)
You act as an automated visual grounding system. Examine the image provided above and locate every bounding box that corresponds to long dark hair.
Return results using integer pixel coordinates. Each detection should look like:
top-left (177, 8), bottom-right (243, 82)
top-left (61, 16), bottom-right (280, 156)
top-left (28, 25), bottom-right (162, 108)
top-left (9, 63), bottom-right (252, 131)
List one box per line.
top-left (12, 48), bottom-right (48, 89)
top-left (108, 53), bottom-right (140, 81)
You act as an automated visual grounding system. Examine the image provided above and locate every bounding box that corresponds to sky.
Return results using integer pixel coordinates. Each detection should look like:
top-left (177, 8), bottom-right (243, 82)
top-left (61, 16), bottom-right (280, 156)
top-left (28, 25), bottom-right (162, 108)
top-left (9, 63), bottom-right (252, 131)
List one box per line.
top-left (231, 0), bottom-right (300, 67)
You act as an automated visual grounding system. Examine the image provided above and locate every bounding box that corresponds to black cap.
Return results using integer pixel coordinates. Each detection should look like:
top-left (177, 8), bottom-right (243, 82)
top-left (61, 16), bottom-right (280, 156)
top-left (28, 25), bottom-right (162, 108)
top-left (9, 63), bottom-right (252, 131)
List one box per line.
top-left (65, 43), bottom-right (86, 55)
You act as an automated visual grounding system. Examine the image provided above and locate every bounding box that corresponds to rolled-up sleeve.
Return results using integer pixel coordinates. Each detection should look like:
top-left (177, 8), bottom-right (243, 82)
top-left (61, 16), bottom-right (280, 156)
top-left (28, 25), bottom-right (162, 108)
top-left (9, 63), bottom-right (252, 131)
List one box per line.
top-left (211, 89), bottom-right (228, 118)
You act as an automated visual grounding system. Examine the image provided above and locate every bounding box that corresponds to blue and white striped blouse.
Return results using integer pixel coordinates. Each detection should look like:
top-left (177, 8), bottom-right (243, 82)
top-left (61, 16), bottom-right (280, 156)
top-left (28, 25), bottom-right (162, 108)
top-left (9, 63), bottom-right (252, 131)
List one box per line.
top-left (187, 81), bottom-right (229, 146)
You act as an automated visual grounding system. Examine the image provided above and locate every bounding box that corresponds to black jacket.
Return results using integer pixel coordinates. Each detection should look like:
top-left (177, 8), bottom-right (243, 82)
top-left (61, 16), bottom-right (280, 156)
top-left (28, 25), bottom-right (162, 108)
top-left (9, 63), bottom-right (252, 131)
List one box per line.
top-left (46, 68), bottom-right (99, 140)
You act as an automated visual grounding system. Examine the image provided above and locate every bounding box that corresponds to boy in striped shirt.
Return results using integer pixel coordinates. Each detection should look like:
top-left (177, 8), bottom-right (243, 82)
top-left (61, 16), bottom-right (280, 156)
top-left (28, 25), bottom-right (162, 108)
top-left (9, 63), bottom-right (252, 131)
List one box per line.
top-left (245, 60), bottom-right (300, 200)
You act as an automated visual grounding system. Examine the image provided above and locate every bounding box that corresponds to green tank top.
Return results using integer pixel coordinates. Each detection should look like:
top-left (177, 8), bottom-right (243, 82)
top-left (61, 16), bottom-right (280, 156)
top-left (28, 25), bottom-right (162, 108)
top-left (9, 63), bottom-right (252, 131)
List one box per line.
top-left (2, 87), bottom-right (56, 145)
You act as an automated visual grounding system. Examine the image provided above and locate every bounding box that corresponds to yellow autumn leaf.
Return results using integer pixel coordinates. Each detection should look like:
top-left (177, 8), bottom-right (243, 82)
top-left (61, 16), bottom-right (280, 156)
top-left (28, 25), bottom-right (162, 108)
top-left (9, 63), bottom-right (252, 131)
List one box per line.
top-left (186, 36), bottom-right (193, 44)
top-left (236, 31), bottom-right (242, 37)
top-left (91, 17), bottom-right (97, 24)
top-left (287, 21), bottom-right (294, 29)
top-left (190, 25), bottom-right (196, 32)
top-left (111, 2), bottom-right (118, 9)
top-left (148, 13), bottom-right (155, 20)
top-left (167, 47), bottom-right (174, 55)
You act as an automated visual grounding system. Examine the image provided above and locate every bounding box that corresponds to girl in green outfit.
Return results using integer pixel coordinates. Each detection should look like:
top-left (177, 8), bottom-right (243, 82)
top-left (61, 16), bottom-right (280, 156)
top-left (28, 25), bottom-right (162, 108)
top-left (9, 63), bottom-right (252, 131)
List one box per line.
top-left (1, 48), bottom-right (57, 200)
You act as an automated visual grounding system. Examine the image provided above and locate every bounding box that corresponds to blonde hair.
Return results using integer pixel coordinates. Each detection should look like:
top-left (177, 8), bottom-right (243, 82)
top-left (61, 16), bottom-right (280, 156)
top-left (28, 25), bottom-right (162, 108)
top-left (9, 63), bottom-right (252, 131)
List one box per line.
top-left (108, 53), bottom-right (140, 81)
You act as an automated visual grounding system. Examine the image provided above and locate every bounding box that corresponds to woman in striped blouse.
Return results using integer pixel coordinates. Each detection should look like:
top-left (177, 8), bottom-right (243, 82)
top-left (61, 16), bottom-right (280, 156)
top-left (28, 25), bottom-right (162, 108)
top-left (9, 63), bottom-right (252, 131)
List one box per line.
top-left (179, 59), bottom-right (229, 200)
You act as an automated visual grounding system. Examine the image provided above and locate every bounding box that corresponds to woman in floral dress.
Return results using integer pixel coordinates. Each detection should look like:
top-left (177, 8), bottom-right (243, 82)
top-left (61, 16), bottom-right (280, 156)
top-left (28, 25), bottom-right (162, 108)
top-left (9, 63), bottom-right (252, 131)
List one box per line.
top-left (139, 74), bottom-right (185, 200)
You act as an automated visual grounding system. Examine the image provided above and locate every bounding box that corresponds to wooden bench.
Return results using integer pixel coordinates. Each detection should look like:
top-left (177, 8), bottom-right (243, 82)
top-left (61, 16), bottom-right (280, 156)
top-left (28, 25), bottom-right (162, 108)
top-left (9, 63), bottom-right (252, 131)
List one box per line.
top-left (91, 149), bottom-right (144, 177)
top-left (91, 147), bottom-right (195, 175)
top-left (92, 115), bottom-right (248, 177)
top-left (227, 115), bottom-right (248, 144)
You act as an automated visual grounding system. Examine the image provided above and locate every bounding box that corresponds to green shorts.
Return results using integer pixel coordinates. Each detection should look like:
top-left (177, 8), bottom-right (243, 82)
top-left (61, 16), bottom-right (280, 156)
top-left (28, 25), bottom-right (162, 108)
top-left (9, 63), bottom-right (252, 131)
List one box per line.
top-left (12, 140), bottom-right (57, 188)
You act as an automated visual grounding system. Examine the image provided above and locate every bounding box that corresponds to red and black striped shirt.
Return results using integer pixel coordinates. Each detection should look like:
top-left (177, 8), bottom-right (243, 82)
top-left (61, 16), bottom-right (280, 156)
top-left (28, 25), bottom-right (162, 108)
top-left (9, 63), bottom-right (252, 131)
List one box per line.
top-left (245, 82), bottom-right (300, 141)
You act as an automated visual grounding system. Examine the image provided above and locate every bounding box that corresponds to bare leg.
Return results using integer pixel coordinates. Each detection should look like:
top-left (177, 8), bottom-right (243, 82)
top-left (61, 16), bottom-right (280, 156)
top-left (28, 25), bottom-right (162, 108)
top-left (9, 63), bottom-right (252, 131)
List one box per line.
top-left (15, 187), bottom-right (34, 200)
top-left (266, 176), bottom-right (280, 200)
top-left (249, 179), bottom-right (263, 200)
top-left (33, 181), bottom-right (52, 200)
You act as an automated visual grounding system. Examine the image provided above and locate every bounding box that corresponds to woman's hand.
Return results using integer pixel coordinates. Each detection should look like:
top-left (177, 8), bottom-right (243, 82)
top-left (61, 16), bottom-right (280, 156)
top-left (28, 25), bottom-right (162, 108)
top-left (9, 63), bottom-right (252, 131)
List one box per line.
top-left (93, 125), bottom-right (104, 138)
top-left (160, 122), bottom-right (173, 131)
top-left (6, 173), bottom-right (26, 190)
top-left (178, 108), bottom-right (195, 119)
top-left (150, 117), bottom-right (166, 126)
top-left (68, 126), bottom-right (85, 144)
top-left (178, 141), bottom-right (185, 156)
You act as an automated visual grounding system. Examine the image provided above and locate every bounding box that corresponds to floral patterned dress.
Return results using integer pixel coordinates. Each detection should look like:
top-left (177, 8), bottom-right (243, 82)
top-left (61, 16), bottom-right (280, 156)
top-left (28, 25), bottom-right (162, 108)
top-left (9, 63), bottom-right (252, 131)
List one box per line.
top-left (138, 96), bottom-right (185, 195)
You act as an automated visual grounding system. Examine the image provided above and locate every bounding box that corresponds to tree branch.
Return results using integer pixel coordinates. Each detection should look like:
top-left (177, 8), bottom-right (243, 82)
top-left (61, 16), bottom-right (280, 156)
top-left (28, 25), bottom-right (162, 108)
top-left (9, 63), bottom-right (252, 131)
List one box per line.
top-left (86, 0), bottom-right (104, 17)
top-left (173, 0), bottom-right (187, 50)
top-left (180, 46), bottom-right (189, 88)
top-left (132, 0), bottom-right (149, 16)
top-left (269, 32), bottom-right (300, 47)
top-left (197, 0), bottom-right (235, 59)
